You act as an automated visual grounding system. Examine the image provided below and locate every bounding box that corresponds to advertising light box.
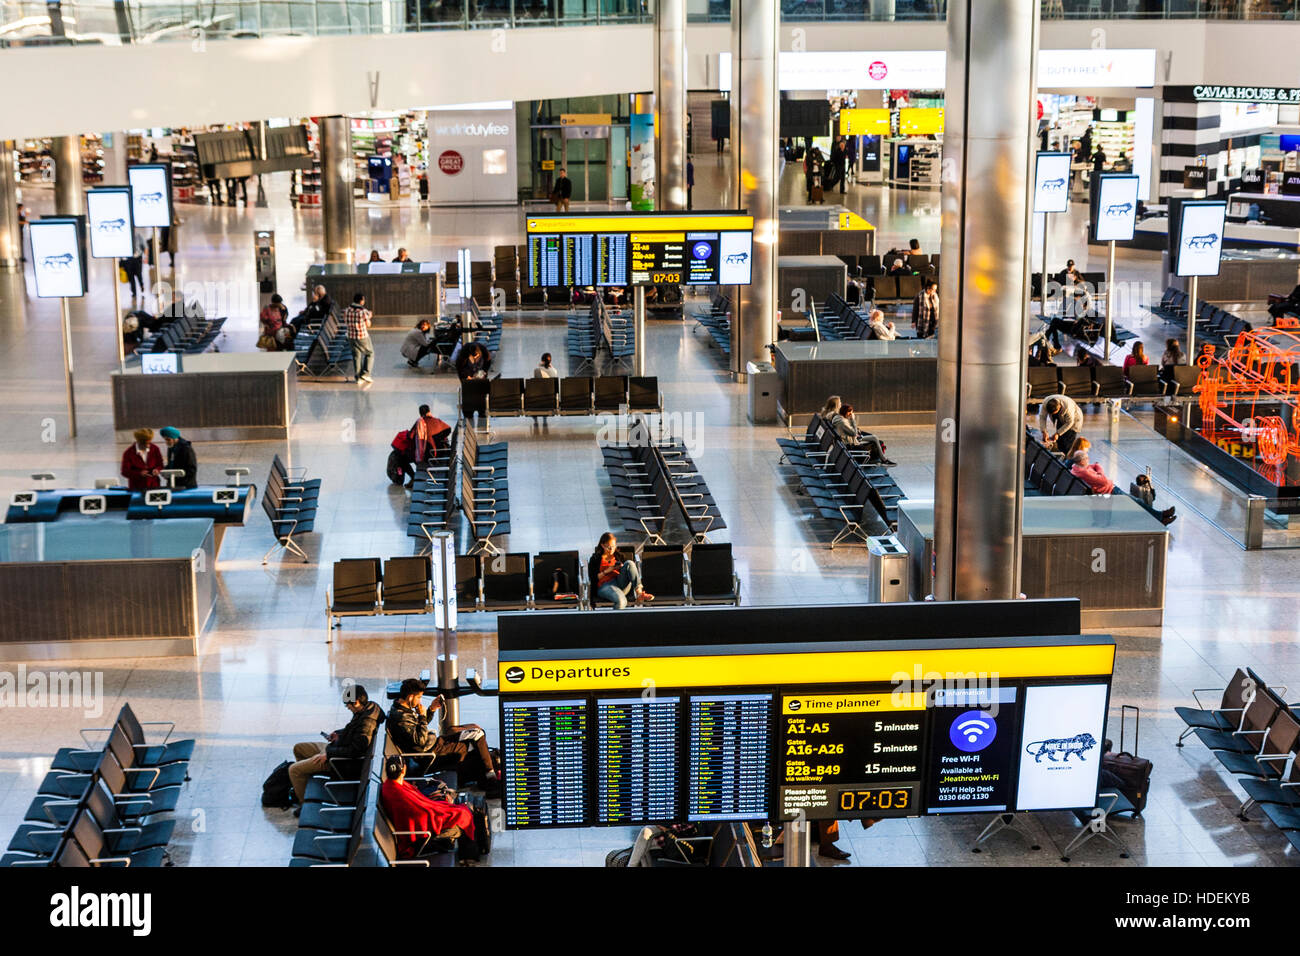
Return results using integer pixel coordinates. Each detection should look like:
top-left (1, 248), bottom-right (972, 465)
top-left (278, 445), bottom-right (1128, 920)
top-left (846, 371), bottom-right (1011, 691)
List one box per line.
top-left (899, 108), bottom-right (944, 136)
top-left (1014, 683), bottom-right (1109, 812)
top-left (1033, 152), bottom-right (1072, 214)
top-left (127, 164), bottom-right (172, 228)
top-left (85, 187), bottom-right (134, 259)
top-left (1093, 174), bottom-right (1140, 242)
top-left (1175, 200), bottom-right (1228, 277)
top-left (839, 108), bottom-right (892, 136)
top-left (29, 218), bottom-right (85, 299)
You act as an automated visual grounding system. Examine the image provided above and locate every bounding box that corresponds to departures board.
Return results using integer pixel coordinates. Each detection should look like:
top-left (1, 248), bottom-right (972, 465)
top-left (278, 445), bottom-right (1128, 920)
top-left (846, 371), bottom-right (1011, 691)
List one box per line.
top-left (498, 636), bottom-right (1115, 829)
top-left (524, 212), bottom-right (755, 288)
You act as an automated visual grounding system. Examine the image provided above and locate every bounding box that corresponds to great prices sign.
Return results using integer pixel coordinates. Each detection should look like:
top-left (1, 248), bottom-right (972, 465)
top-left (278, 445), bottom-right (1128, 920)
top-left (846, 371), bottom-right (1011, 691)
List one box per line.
top-left (438, 150), bottom-right (464, 175)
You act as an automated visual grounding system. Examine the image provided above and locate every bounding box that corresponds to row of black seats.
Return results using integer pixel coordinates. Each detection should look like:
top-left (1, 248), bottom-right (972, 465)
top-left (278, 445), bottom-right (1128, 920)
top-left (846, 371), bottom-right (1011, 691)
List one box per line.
top-left (408, 421), bottom-right (510, 554)
top-left (263, 453), bottom-right (320, 564)
top-left (289, 718), bottom-right (377, 867)
top-left (601, 429), bottom-right (727, 543)
top-left (3, 703), bottom-right (191, 868)
top-left (778, 415), bottom-right (903, 544)
top-left (1175, 667), bottom-right (1300, 855)
top-left (138, 311), bottom-right (226, 354)
top-left (691, 293), bottom-right (732, 357)
top-left (1148, 287), bottom-right (1253, 348)
top-left (1026, 364), bottom-right (1199, 402)
top-left (1024, 432), bottom-right (1091, 497)
top-left (407, 422), bottom-right (462, 546)
top-left (837, 253), bottom-right (940, 278)
top-left (819, 293), bottom-right (891, 340)
top-left (464, 375), bottom-right (663, 422)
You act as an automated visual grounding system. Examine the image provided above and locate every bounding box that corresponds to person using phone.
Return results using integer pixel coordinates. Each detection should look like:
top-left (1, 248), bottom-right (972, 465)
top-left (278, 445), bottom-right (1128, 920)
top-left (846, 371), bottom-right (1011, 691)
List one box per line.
top-left (386, 678), bottom-right (500, 795)
top-left (287, 685), bottom-right (384, 806)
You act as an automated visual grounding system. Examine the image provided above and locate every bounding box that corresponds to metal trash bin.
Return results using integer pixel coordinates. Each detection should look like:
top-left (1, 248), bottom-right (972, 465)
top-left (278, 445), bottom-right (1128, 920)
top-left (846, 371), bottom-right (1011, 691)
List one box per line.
top-left (866, 535), bottom-right (909, 603)
top-left (746, 361), bottom-right (778, 424)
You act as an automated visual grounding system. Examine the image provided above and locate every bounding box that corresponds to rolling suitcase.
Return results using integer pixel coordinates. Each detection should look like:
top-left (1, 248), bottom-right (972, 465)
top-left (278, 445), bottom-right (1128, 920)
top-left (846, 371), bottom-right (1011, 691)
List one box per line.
top-left (1102, 704), bottom-right (1152, 816)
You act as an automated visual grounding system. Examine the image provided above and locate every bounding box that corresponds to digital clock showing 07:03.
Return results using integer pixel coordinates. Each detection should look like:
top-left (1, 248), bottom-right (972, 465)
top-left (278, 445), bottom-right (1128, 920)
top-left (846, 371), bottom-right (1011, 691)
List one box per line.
top-left (837, 785), bottom-right (915, 814)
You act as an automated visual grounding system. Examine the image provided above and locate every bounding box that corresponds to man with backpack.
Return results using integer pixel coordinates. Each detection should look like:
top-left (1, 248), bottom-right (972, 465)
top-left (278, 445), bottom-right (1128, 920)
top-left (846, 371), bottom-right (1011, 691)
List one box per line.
top-left (284, 685), bottom-right (384, 807)
top-left (391, 405), bottom-right (451, 487)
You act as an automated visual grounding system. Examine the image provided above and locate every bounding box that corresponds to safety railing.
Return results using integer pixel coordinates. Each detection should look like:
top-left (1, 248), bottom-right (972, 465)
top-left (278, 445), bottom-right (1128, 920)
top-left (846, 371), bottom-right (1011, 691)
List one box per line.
top-left (1, 0), bottom-right (1295, 48)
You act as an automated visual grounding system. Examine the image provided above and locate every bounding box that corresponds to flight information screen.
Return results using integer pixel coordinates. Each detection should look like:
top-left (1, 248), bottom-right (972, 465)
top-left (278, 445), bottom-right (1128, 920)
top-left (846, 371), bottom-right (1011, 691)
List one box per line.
top-left (688, 693), bottom-right (773, 822)
top-left (525, 213), bottom-right (754, 287)
top-left (502, 699), bottom-right (589, 828)
top-left (596, 696), bottom-right (681, 824)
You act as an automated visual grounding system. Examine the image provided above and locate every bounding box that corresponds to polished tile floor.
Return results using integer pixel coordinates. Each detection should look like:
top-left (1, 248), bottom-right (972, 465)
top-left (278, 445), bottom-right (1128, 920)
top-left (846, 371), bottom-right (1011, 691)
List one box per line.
top-left (0, 159), bottom-right (1297, 867)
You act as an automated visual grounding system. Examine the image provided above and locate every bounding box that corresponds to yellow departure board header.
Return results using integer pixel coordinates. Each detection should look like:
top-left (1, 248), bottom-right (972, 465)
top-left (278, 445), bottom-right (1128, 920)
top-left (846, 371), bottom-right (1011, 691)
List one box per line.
top-left (527, 214), bottom-right (754, 235)
top-left (499, 642), bottom-right (1115, 693)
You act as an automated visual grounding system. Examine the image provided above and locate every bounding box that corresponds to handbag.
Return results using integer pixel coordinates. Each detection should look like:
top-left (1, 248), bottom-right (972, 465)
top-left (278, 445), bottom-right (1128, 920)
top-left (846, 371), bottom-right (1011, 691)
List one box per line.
top-left (256, 334), bottom-right (276, 351)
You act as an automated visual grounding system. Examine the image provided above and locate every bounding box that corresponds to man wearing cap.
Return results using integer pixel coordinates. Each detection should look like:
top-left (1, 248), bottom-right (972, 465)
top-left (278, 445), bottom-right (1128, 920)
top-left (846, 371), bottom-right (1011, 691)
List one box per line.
top-left (159, 426), bottom-right (197, 489)
top-left (387, 678), bottom-right (500, 796)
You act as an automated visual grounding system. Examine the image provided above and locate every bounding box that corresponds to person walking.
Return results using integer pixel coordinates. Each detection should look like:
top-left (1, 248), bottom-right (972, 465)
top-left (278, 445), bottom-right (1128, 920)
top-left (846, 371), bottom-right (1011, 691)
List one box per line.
top-left (912, 277), bottom-right (939, 338)
top-left (161, 208), bottom-right (180, 270)
top-left (686, 158), bottom-right (695, 210)
top-left (552, 168), bottom-right (573, 212)
top-left (159, 426), bottom-right (198, 489)
top-left (16, 203), bottom-right (27, 262)
top-left (123, 229), bottom-right (147, 298)
top-left (342, 292), bottom-right (375, 385)
top-left (831, 136), bottom-right (848, 194)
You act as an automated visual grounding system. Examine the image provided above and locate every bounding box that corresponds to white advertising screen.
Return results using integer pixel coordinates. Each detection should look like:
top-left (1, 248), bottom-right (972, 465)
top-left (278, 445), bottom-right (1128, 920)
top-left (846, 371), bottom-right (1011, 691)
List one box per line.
top-left (127, 164), bottom-right (172, 228)
top-left (1015, 683), bottom-right (1108, 812)
top-left (141, 352), bottom-right (181, 374)
top-left (29, 219), bottom-right (85, 299)
top-left (1033, 153), bottom-right (1072, 213)
top-left (716, 231), bottom-right (754, 285)
top-left (1094, 175), bottom-right (1140, 242)
top-left (85, 188), bottom-right (134, 259)
top-left (1176, 201), bottom-right (1228, 277)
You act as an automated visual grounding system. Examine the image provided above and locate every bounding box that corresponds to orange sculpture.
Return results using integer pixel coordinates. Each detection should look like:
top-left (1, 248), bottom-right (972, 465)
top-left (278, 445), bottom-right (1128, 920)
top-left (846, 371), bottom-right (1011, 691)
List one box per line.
top-left (1196, 318), bottom-right (1300, 468)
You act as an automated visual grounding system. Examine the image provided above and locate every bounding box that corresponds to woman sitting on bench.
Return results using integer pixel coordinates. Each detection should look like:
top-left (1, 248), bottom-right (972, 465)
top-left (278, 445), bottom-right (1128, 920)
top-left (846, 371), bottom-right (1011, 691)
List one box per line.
top-left (589, 533), bottom-right (654, 609)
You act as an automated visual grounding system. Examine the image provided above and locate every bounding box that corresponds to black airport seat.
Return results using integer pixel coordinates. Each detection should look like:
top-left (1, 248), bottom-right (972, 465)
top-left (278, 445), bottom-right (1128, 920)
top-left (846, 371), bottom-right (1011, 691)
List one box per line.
top-left (456, 555), bottom-right (483, 611)
top-left (532, 550), bottom-right (582, 609)
top-left (637, 545), bottom-right (689, 606)
top-left (481, 553), bottom-right (532, 611)
top-left (523, 377), bottom-right (559, 416)
top-left (488, 378), bottom-right (524, 418)
top-left (1058, 366), bottom-right (1096, 399)
top-left (560, 376), bottom-right (594, 414)
top-left (1166, 365), bottom-right (1201, 397)
top-left (1127, 364), bottom-right (1163, 397)
top-left (628, 376), bottom-right (661, 414)
top-left (1027, 367), bottom-right (1060, 401)
top-left (382, 556), bottom-right (432, 613)
top-left (1092, 366), bottom-right (1132, 398)
top-left (688, 542), bottom-right (741, 606)
top-left (594, 375), bottom-right (629, 413)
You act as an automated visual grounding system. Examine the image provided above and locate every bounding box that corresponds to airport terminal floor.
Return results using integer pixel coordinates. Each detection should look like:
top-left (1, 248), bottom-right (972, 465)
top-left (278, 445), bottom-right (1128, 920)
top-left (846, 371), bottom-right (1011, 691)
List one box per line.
top-left (0, 158), bottom-right (1296, 872)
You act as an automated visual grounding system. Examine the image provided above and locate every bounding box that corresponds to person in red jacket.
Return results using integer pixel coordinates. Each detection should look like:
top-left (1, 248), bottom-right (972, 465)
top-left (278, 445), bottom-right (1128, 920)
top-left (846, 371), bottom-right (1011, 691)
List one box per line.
top-left (379, 756), bottom-right (476, 860)
top-left (120, 428), bottom-right (164, 491)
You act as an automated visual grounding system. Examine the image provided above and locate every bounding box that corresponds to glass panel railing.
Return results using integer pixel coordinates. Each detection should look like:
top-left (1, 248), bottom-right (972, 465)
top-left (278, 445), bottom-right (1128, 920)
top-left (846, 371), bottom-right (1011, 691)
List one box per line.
top-left (1, 0), bottom-right (1296, 47)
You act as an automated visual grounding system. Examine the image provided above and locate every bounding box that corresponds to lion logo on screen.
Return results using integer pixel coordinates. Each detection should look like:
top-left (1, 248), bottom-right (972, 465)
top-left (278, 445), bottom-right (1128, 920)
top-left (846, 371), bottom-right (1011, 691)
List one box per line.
top-left (42, 253), bottom-right (74, 270)
top-left (1185, 232), bottom-right (1219, 249)
top-left (1105, 202), bottom-right (1132, 216)
top-left (139, 191), bottom-right (164, 204)
top-left (1023, 732), bottom-right (1097, 763)
top-left (1041, 177), bottom-right (1066, 191)
top-left (96, 218), bottom-right (126, 233)
top-left (725, 251), bottom-right (749, 265)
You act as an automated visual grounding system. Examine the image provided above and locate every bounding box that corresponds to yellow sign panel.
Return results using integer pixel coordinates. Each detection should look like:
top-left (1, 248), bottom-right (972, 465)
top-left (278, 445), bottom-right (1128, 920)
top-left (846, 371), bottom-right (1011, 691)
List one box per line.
top-left (899, 108), bottom-right (945, 136)
top-left (526, 215), bottom-right (754, 234)
top-left (782, 692), bottom-right (924, 715)
top-left (499, 643), bottom-right (1115, 693)
top-left (559, 113), bottom-right (612, 127)
top-left (839, 108), bottom-right (892, 136)
top-left (838, 210), bottom-right (874, 231)
top-left (540, 160), bottom-right (555, 170)
top-left (630, 232), bottom-right (684, 243)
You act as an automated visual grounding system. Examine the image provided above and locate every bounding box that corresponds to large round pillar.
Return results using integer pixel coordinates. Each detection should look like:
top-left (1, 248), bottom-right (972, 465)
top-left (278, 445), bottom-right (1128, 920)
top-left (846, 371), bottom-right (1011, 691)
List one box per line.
top-left (729, 0), bottom-right (779, 378)
top-left (0, 141), bottom-right (20, 272)
top-left (53, 135), bottom-right (86, 217)
top-left (655, 0), bottom-right (687, 211)
top-left (932, 0), bottom-right (1038, 601)
top-left (320, 116), bottom-right (356, 264)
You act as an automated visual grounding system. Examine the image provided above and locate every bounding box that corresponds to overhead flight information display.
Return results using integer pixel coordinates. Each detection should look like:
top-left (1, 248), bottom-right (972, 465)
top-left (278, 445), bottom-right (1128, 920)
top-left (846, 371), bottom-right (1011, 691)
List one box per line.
top-left (526, 213), bottom-right (754, 288)
top-left (497, 635), bottom-right (1114, 830)
top-left (596, 695), bottom-right (680, 824)
top-left (689, 693), bottom-right (772, 822)
top-left (780, 692), bottom-right (924, 821)
top-left (502, 698), bottom-right (589, 828)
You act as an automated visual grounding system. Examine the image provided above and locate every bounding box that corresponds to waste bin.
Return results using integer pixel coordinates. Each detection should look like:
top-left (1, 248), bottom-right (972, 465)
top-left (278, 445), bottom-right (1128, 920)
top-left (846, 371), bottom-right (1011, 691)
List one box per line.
top-left (866, 535), bottom-right (909, 603)
top-left (746, 361), bottom-right (778, 424)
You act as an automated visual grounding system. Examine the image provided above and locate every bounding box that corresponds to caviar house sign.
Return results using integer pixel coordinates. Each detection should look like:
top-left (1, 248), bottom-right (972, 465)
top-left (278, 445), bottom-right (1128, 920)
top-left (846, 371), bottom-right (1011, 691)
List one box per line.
top-left (1192, 86), bottom-right (1300, 103)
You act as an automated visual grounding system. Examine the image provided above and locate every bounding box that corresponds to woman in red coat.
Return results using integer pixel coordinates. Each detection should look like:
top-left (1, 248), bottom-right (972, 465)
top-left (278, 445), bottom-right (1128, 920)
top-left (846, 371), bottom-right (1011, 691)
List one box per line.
top-left (379, 756), bottom-right (475, 860)
top-left (121, 428), bottom-right (164, 491)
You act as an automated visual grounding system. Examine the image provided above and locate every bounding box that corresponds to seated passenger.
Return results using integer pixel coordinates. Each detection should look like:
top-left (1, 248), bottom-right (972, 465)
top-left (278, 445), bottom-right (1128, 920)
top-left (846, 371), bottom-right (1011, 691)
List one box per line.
top-left (292, 285), bottom-right (334, 332)
top-left (386, 678), bottom-right (500, 794)
top-left (533, 352), bottom-right (558, 379)
top-left (1122, 341), bottom-right (1149, 376)
top-left (1037, 394), bottom-right (1083, 454)
top-left (258, 294), bottom-right (289, 351)
top-left (1070, 450), bottom-right (1176, 525)
top-left (1159, 338), bottom-right (1185, 384)
top-left (835, 404), bottom-right (896, 466)
top-left (1269, 283), bottom-right (1300, 320)
top-left (867, 309), bottom-right (898, 341)
top-left (589, 532), bottom-right (653, 609)
top-left (288, 685), bottom-right (384, 807)
top-left (378, 756), bottom-right (475, 860)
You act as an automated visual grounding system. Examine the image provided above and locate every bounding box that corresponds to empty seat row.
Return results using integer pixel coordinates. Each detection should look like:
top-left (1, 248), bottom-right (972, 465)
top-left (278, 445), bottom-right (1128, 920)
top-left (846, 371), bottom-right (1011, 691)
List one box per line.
top-left (601, 427), bottom-right (728, 543)
top-left (263, 453), bottom-right (320, 564)
top-left (477, 375), bottom-right (662, 422)
top-left (1027, 364), bottom-right (1200, 403)
top-left (138, 311), bottom-right (226, 354)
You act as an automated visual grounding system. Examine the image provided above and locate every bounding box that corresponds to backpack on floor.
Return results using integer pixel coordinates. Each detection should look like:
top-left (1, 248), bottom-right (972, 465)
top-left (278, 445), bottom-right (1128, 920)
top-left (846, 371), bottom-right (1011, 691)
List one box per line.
top-left (261, 760), bottom-right (294, 808)
top-left (455, 792), bottom-right (492, 861)
top-left (386, 449), bottom-right (408, 485)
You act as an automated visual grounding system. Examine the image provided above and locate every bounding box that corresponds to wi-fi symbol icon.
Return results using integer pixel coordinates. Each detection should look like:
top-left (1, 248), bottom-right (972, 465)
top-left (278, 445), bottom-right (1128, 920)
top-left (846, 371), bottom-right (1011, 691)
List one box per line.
top-left (949, 710), bottom-right (998, 753)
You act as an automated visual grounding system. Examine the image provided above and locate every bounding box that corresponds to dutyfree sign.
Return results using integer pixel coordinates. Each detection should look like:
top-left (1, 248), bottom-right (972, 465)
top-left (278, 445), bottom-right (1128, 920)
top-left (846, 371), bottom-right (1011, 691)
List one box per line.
top-left (430, 121), bottom-right (510, 137)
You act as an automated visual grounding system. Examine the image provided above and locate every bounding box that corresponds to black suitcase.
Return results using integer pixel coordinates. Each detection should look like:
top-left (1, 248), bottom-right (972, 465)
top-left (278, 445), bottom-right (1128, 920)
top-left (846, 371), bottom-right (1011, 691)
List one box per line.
top-left (455, 792), bottom-right (493, 860)
top-left (1102, 704), bottom-right (1151, 815)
